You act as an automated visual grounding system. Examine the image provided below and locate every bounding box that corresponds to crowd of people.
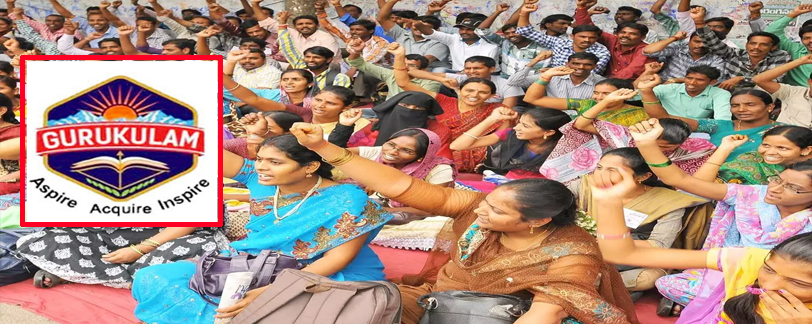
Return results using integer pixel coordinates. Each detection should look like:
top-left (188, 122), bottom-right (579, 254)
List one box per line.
top-left (4, 0), bottom-right (812, 323)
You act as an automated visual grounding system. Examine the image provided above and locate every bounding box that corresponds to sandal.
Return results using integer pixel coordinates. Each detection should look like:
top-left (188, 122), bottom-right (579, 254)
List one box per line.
top-left (656, 297), bottom-right (683, 317)
top-left (33, 270), bottom-right (66, 288)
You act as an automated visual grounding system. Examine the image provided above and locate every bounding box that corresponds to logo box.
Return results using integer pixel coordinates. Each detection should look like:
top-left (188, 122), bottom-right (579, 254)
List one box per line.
top-left (21, 56), bottom-right (223, 227)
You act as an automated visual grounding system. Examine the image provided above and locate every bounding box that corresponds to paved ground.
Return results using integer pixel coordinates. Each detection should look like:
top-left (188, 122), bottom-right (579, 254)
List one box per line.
top-left (0, 304), bottom-right (59, 324)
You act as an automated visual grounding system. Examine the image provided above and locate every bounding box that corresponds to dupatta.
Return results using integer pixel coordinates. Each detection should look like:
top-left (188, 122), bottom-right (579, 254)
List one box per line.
top-left (540, 120), bottom-right (715, 183)
top-left (233, 181), bottom-right (393, 260)
top-left (373, 129), bottom-right (456, 207)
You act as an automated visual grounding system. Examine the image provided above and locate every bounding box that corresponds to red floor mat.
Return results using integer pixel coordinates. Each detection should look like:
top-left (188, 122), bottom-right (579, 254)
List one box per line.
top-left (0, 246), bottom-right (676, 324)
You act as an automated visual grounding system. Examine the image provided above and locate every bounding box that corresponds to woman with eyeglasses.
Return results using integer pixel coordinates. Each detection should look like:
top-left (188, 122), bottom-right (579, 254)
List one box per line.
top-left (627, 119), bottom-right (812, 317)
top-left (333, 111), bottom-right (456, 222)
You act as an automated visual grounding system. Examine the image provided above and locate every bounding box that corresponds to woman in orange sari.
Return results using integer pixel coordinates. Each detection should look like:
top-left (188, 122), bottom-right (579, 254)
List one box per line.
top-left (289, 123), bottom-right (638, 324)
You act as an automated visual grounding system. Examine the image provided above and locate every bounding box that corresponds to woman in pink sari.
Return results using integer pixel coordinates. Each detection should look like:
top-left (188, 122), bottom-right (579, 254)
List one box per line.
top-left (540, 118), bottom-right (716, 184)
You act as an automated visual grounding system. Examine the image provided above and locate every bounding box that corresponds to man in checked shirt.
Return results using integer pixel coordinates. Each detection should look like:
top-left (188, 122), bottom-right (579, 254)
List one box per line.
top-left (692, 7), bottom-right (790, 93)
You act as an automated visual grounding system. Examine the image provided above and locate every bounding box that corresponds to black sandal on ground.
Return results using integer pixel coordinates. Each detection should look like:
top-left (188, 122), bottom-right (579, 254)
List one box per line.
top-left (656, 297), bottom-right (684, 317)
top-left (33, 270), bottom-right (66, 288)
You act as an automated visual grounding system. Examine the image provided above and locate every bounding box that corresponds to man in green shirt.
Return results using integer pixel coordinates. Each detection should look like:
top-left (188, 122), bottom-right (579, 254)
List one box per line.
top-left (345, 38), bottom-right (440, 101)
top-left (764, 4), bottom-right (812, 86)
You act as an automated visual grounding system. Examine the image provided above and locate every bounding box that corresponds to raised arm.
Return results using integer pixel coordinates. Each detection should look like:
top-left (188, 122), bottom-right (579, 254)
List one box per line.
top-left (450, 107), bottom-right (517, 150)
top-left (48, 0), bottom-right (75, 19)
top-left (290, 123), bottom-right (483, 218)
top-left (643, 31), bottom-right (686, 54)
top-left (146, 0), bottom-right (166, 13)
top-left (117, 26), bottom-right (148, 55)
top-left (523, 67), bottom-right (572, 110)
top-left (196, 26), bottom-right (221, 56)
top-left (572, 0), bottom-right (598, 27)
top-left (630, 119), bottom-right (728, 200)
top-left (650, 0), bottom-right (667, 15)
top-left (329, 0), bottom-right (350, 21)
top-left (692, 135), bottom-right (748, 181)
top-left (574, 89), bottom-right (639, 134)
top-left (754, 55), bottom-right (812, 94)
top-left (223, 73), bottom-right (288, 112)
top-left (376, 0), bottom-right (400, 31)
top-left (636, 74), bottom-right (699, 128)
top-left (389, 42), bottom-right (437, 96)
top-left (316, 2), bottom-right (350, 42)
top-left (99, 1), bottom-right (126, 27)
top-left (590, 167), bottom-right (709, 269)
top-left (479, 3), bottom-right (510, 29)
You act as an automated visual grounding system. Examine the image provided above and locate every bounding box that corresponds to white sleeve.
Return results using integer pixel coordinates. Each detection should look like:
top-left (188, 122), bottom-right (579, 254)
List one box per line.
top-left (358, 146), bottom-right (382, 161)
top-left (56, 34), bottom-right (93, 55)
top-left (424, 164), bottom-right (455, 184)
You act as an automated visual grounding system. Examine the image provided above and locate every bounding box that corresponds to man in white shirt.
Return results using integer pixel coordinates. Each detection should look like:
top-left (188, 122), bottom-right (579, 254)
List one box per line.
top-left (412, 18), bottom-right (499, 73)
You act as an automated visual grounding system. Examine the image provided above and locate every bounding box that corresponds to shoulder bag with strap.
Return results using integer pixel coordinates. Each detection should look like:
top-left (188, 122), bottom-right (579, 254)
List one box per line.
top-left (230, 269), bottom-right (402, 324)
top-left (0, 227), bottom-right (44, 286)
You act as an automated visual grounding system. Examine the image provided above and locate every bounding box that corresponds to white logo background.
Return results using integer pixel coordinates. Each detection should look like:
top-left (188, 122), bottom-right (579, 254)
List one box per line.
top-left (24, 60), bottom-right (220, 224)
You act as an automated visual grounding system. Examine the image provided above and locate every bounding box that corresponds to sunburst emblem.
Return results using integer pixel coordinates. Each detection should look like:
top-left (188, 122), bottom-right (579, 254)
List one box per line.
top-left (81, 86), bottom-right (159, 120)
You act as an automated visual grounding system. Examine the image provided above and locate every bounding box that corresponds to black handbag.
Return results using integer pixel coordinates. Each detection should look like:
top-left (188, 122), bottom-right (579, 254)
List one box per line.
top-left (417, 291), bottom-right (531, 324)
top-left (0, 228), bottom-right (43, 287)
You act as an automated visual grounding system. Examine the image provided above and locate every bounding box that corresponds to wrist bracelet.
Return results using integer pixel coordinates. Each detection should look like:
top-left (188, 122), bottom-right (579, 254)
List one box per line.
top-left (141, 239), bottom-right (162, 248)
top-left (535, 79), bottom-right (550, 86)
top-left (462, 132), bottom-right (479, 140)
top-left (646, 160), bottom-right (673, 168)
top-left (579, 114), bottom-right (596, 120)
top-left (596, 232), bottom-right (631, 240)
top-left (642, 100), bottom-right (661, 105)
top-left (226, 84), bottom-right (241, 92)
top-left (311, 140), bottom-right (330, 151)
top-left (130, 244), bottom-right (145, 256)
top-left (706, 161), bottom-right (721, 167)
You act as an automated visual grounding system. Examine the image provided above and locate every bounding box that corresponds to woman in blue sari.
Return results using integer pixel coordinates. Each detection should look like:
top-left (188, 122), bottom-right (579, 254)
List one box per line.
top-left (132, 134), bottom-right (393, 324)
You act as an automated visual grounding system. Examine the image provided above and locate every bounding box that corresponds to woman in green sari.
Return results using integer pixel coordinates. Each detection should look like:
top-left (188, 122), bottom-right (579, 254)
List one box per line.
top-left (525, 67), bottom-right (652, 126)
top-left (638, 75), bottom-right (781, 162)
top-left (694, 126), bottom-right (812, 184)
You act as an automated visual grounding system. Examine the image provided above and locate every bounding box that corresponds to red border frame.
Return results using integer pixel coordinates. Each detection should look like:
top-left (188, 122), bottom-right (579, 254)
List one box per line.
top-left (20, 55), bottom-right (224, 227)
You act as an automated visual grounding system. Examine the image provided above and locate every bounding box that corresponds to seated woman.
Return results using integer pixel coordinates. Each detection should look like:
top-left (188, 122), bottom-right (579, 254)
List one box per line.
top-left (0, 93), bottom-right (19, 194)
top-left (450, 107), bottom-right (571, 179)
top-left (627, 119), bottom-right (812, 315)
top-left (545, 114), bottom-right (715, 183)
top-left (16, 225), bottom-right (229, 289)
top-left (589, 169), bottom-right (812, 323)
top-left (223, 72), bottom-right (368, 137)
top-left (346, 91), bottom-right (451, 157)
top-left (694, 126), bottom-right (812, 185)
top-left (132, 135), bottom-right (393, 324)
top-left (524, 68), bottom-right (651, 126)
top-left (390, 43), bottom-right (507, 172)
top-left (568, 147), bottom-right (712, 298)
top-left (223, 69), bottom-right (317, 135)
top-left (289, 123), bottom-right (639, 324)
top-left (637, 75), bottom-right (781, 162)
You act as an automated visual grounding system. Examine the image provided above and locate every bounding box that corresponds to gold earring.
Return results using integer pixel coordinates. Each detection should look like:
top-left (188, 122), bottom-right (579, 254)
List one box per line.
top-left (543, 135), bottom-right (548, 140)
top-left (530, 226), bottom-right (535, 234)
top-left (418, 159), bottom-right (423, 162)
top-left (306, 173), bottom-right (313, 178)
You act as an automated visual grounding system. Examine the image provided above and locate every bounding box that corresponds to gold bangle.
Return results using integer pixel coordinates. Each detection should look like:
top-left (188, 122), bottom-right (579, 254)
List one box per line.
top-left (324, 149), bottom-right (355, 166)
top-left (226, 84), bottom-right (241, 92)
top-left (579, 114), bottom-right (596, 120)
top-left (462, 132), bottom-right (479, 140)
top-left (130, 244), bottom-right (145, 256)
top-left (141, 239), bottom-right (162, 248)
top-left (706, 161), bottom-right (721, 167)
top-left (642, 100), bottom-right (661, 105)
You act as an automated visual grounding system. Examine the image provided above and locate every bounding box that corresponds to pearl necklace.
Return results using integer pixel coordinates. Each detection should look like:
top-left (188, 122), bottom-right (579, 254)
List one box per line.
top-left (273, 177), bottom-right (323, 224)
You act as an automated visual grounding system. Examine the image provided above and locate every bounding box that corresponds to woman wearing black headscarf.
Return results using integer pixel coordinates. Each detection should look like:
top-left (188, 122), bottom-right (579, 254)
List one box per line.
top-left (329, 92), bottom-right (452, 158)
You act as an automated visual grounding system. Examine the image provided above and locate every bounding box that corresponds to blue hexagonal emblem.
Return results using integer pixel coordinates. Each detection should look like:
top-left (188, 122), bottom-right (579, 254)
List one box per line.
top-left (35, 76), bottom-right (204, 201)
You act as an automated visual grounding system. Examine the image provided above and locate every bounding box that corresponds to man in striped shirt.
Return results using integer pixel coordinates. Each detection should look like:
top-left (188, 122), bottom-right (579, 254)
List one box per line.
top-left (643, 31), bottom-right (726, 83)
top-left (516, 3), bottom-right (611, 75)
